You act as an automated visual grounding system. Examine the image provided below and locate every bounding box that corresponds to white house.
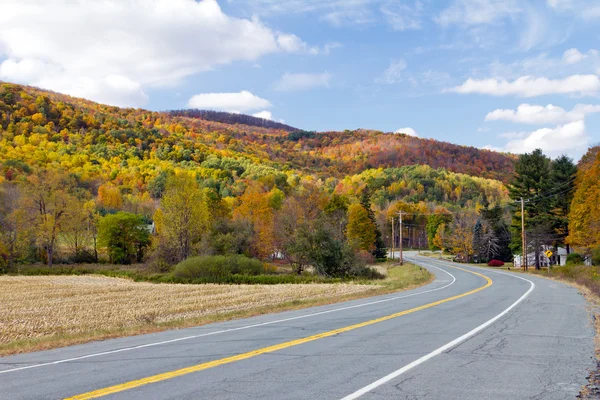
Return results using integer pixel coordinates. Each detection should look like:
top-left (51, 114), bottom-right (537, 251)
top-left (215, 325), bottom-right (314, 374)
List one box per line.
top-left (513, 246), bottom-right (568, 268)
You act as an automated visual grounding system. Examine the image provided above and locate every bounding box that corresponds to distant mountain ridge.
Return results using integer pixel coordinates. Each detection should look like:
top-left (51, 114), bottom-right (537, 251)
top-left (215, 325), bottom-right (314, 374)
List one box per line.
top-left (169, 109), bottom-right (299, 132)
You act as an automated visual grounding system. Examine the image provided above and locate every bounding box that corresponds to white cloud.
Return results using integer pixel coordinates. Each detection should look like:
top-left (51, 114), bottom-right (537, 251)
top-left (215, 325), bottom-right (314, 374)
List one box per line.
top-left (481, 144), bottom-right (503, 152)
top-left (187, 91), bottom-right (271, 113)
top-left (394, 127), bottom-right (419, 137)
top-left (547, 0), bottom-right (574, 10)
top-left (252, 110), bottom-right (273, 120)
top-left (501, 120), bottom-right (589, 157)
top-left (375, 60), bottom-right (407, 84)
top-left (435, 0), bottom-right (521, 27)
top-left (380, 1), bottom-right (423, 31)
top-left (273, 72), bottom-right (332, 92)
top-left (485, 103), bottom-right (600, 124)
top-left (448, 74), bottom-right (600, 97)
top-left (0, 0), bottom-right (314, 107)
top-left (563, 48), bottom-right (599, 64)
top-left (584, 5), bottom-right (600, 20)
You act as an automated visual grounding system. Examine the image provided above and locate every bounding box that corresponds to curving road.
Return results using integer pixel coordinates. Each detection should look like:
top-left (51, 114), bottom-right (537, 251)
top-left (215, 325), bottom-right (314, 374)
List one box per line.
top-left (0, 255), bottom-right (595, 399)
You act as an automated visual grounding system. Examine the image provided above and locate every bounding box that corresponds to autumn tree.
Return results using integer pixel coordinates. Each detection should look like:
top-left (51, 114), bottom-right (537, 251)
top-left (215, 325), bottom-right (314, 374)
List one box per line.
top-left (62, 197), bottom-right (95, 262)
top-left (0, 182), bottom-right (32, 270)
top-left (427, 208), bottom-right (453, 250)
top-left (23, 171), bottom-right (76, 267)
top-left (447, 213), bottom-right (477, 262)
top-left (433, 223), bottom-right (448, 252)
top-left (549, 155), bottom-right (577, 252)
top-left (568, 147), bottom-right (600, 257)
top-left (97, 183), bottom-right (123, 210)
top-left (347, 204), bottom-right (376, 252)
top-left (234, 182), bottom-right (275, 259)
top-left (274, 186), bottom-right (330, 273)
top-left (98, 212), bottom-right (150, 264)
top-left (360, 188), bottom-right (386, 260)
top-left (156, 174), bottom-right (209, 262)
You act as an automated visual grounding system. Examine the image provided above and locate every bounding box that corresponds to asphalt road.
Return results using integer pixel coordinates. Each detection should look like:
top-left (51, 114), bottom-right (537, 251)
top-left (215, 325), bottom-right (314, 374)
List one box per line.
top-left (0, 255), bottom-right (595, 400)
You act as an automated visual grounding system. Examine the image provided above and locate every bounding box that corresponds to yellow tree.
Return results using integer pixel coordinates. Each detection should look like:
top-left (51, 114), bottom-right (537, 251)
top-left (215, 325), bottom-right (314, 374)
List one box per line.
top-left (347, 203), bottom-right (376, 251)
top-left (0, 183), bottom-right (32, 270)
top-left (568, 148), bottom-right (600, 251)
top-left (447, 213), bottom-right (477, 262)
top-left (433, 223), bottom-right (447, 251)
top-left (98, 183), bottom-right (123, 210)
top-left (23, 171), bottom-right (75, 267)
top-left (62, 197), bottom-right (92, 260)
top-left (158, 173), bottom-right (209, 262)
top-left (234, 182), bottom-right (275, 259)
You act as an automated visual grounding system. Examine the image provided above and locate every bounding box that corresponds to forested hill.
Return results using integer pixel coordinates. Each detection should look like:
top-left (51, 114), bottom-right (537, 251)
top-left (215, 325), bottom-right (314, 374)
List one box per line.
top-left (169, 110), bottom-right (299, 132)
top-left (0, 82), bottom-right (515, 182)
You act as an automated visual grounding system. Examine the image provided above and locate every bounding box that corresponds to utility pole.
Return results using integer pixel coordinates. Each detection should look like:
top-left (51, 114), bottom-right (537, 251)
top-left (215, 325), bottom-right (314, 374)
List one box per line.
top-left (391, 217), bottom-right (395, 260)
top-left (398, 211), bottom-right (404, 265)
top-left (521, 197), bottom-right (527, 271)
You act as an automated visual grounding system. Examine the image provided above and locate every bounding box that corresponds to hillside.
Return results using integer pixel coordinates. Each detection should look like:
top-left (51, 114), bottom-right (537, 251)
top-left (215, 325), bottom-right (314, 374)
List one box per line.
top-left (0, 82), bottom-right (510, 212)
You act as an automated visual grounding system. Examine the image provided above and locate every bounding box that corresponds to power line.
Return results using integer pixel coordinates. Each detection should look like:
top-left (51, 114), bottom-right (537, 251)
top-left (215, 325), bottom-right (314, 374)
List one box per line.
top-left (522, 176), bottom-right (577, 203)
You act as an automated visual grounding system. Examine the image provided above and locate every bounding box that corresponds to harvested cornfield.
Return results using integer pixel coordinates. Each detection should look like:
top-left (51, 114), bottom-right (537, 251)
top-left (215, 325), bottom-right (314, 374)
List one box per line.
top-left (0, 275), bottom-right (376, 346)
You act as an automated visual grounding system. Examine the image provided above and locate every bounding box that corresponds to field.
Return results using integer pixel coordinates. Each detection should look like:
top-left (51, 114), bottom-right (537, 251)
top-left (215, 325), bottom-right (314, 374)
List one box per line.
top-left (0, 264), bottom-right (431, 355)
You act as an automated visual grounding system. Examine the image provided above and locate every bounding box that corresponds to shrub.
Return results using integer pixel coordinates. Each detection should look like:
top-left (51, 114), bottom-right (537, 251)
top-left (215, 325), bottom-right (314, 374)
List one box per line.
top-left (173, 255), bottom-right (266, 279)
top-left (592, 247), bottom-right (600, 266)
top-left (487, 259), bottom-right (505, 267)
top-left (348, 265), bottom-right (385, 280)
top-left (566, 253), bottom-right (584, 266)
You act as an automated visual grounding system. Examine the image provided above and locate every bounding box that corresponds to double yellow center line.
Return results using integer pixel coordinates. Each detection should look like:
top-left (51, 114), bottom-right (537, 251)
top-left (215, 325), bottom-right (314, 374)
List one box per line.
top-left (66, 266), bottom-right (492, 400)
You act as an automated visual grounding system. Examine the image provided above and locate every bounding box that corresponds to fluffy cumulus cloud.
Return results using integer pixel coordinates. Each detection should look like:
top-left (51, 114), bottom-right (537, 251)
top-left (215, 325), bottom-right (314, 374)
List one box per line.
top-left (435, 0), bottom-right (521, 27)
top-left (273, 72), bottom-right (332, 92)
top-left (448, 74), bottom-right (600, 97)
top-left (187, 91), bottom-right (271, 113)
top-left (0, 0), bottom-right (314, 107)
top-left (563, 48), bottom-right (599, 64)
top-left (485, 103), bottom-right (600, 124)
top-left (500, 120), bottom-right (589, 157)
top-left (394, 127), bottom-right (419, 137)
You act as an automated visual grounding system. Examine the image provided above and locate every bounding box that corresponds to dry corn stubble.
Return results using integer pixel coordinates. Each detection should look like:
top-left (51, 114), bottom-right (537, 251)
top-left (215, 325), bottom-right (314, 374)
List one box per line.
top-left (0, 275), bottom-right (377, 344)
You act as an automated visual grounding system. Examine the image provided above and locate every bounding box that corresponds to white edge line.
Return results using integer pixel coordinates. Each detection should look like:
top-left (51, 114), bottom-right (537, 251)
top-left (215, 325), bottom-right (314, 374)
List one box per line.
top-left (0, 260), bottom-right (455, 375)
top-left (339, 259), bottom-right (536, 400)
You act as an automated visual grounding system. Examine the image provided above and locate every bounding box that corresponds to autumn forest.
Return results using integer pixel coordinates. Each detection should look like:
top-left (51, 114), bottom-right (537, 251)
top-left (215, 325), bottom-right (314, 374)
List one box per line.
top-left (0, 82), bottom-right (598, 278)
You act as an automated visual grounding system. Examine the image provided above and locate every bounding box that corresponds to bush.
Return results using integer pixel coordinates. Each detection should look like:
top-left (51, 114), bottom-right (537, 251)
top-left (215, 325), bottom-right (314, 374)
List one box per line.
top-left (566, 253), bottom-right (584, 266)
top-left (487, 259), bottom-right (505, 267)
top-left (173, 255), bottom-right (266, 279)
top-left (348, 265), bottom-right (385, 280)
top-left (592, 247), bottom-right (600, 266)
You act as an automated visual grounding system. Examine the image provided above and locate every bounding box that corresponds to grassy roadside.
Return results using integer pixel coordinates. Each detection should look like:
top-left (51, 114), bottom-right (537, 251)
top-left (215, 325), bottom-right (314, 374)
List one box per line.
top-left (0, 262), bottom-right (432, 356)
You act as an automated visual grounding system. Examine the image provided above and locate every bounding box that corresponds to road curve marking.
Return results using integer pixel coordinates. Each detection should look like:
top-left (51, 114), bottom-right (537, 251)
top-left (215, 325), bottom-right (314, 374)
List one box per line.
top-left (64, 266), bottom-right (491, 400)
top-left (339, 258), bottom-right (535, 400)
top-left (0, 265), bottom-right (455, 376)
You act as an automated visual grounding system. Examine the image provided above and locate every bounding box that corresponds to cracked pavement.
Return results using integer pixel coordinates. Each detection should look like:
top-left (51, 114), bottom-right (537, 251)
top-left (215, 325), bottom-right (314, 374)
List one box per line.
top-left (0, 255), bottom-right (595, 399)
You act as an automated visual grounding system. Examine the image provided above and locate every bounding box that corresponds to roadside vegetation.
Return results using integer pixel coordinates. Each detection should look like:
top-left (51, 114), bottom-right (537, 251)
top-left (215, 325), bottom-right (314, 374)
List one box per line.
top-left (0, 262), bottom-right (430, 355)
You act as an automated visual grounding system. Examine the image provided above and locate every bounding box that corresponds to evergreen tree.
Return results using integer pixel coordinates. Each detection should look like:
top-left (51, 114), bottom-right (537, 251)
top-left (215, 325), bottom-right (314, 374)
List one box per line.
top-left (472, 219), bottom-right (483, 262)
top-left (508, 149), bottom-right (553, 268)
top-left (360, 188), bottom-right (387, 261)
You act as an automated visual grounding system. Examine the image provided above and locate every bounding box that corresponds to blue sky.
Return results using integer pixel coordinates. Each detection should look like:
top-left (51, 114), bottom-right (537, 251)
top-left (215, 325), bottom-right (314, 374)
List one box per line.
top-left (1, 0), bottom-right (599, 159)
